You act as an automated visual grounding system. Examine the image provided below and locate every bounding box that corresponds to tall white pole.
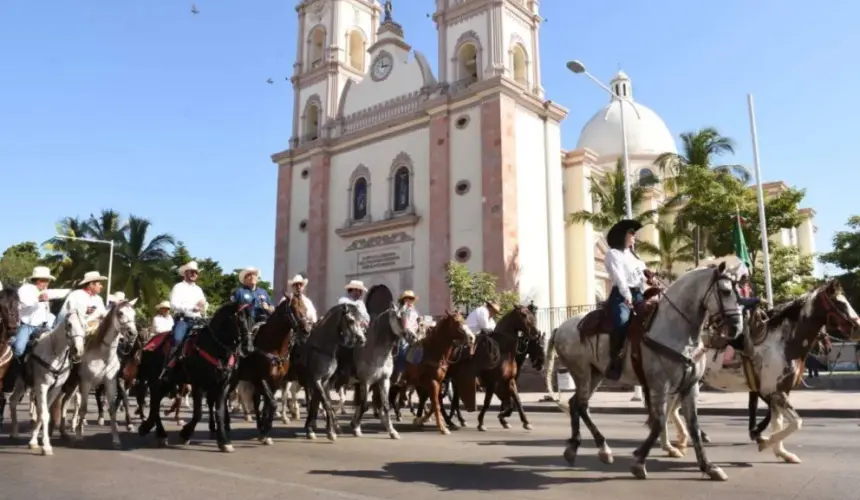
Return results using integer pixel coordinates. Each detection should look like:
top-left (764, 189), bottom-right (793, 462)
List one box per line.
top-left (106, 240), bottom-right (114, 299)
top-left (619, 100), bottom-right (633, 219)
top-left (747, 93), bottom-right (773, 304)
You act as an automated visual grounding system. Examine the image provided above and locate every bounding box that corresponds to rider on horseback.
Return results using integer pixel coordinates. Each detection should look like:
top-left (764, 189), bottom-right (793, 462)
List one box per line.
top-left (12, 266), bottom-right (57, 359)
top-left (152, 301), bottom-right (174, 335)
top-left (232, 267), bottom-right (273, 325)
top-left (465, 300), bottom-right (500, 335)
top-left (55, 271), bottom-right (108, 331)
top-left (604, 219), bottom-right (652, 381)
top-left (164, 261), bottom-right (208, 368)
top-left (281, 274), bottom-right (318, 325)
top-left (338, 280), bottom-right (370, 326)
top-left (398, 290), bottom-right (421, 333)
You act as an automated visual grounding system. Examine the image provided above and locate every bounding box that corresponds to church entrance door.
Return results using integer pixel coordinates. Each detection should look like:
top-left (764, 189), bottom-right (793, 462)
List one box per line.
top-left (365, 285), bottom-right (394, 321)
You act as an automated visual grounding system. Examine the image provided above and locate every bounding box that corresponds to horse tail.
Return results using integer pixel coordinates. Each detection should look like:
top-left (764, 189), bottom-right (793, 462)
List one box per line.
top-left (544, 328), bottom-right (570, 415)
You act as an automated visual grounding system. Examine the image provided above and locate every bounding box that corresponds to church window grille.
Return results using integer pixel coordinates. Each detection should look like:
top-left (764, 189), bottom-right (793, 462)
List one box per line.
top-left (393, 167), bottom-right (410, 212)
top-left (352, 177), bottom-right (368, 221)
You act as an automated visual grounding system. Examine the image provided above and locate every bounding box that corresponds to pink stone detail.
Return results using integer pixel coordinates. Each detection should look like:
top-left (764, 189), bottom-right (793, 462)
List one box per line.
top-left (273, 164), bottom-right (293, 297)
top-left (307, 153), bottom-right (331, 308)
top-left (428, 114), bottom-right (452, 314)
top-left (481, 96), bottom-right (519, 291)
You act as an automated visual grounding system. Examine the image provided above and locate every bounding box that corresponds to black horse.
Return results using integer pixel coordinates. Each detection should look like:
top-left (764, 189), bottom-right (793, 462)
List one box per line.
top-left (137, 302), bottom-right (254, 451)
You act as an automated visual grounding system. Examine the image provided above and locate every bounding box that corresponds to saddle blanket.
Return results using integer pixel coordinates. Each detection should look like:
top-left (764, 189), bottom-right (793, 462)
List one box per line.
top-left (405, 345), bottom-right (423, 366)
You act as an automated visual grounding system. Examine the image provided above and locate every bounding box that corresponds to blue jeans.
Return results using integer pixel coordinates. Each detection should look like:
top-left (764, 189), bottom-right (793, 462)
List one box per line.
top-left (738, 297), bottom-right (761, 313)
top-left (608, 287), bottom-right (644, 338)
top-left (172, 318), bottom-right (193, 346)
top-left (12, 324), bottom-right (39, 357)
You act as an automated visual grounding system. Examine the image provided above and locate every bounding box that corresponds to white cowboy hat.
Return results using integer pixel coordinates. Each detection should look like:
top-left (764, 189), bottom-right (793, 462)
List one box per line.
top-left (108, 291), bottom-right (126, 303)
top-left (238, 267), bottom-right (260, 283)
top-left (78, 271), bottom-right (107, 287)
top-left (399, 290), bottom-right (417, 301)
top-left (156, 300), bottom-right (171, 310)
top-left (288, 274), bottom-right (308, 286)
top-left (178, 261), bottom-right (199, 275)
top-left (344, 280), bottom-right (367, 292)
top-left (29, 266), bottom-right (55, 282)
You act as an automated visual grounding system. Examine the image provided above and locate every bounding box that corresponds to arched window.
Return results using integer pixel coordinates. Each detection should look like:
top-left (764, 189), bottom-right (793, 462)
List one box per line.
top-left (393, 167), bottom-right (410, 212)
top-left (302, 96), bottom-right (322, 143)
top-left (458, 43), bottom-right (478, 81)
top-left (352, 177), bottom-right (368, 221)
top-left (308, 26), bottom-right (326, 69)
top-left (347, 30), bottom-right (366, 72)
top-left (511, 45), bottom-right (528, 85)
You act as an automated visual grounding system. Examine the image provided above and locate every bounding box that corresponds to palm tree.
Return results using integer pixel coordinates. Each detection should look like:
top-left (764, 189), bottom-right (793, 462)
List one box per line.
top-left (83, 209), bottom-right (127, 275)
top-left (567, 158), bottom-right (681, 231)
top-left (654, 127), bottom-right (752, 188)
top-left (636, 219), bottom-right (695, 281)
top-left (42, 216), bottom-right (92, 286)
top-left (112, 215), bottom-right (175, 309)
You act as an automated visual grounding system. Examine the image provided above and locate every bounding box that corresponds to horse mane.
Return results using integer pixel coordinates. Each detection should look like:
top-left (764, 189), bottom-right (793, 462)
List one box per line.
top-left (766, 294), bottom-right (809, 326)
top-left (90, 300), bottom-right (124, 346)
top-left (208, 301), bottom-right (243, 332)
top-left (0, 288), bottom-right (19, 308)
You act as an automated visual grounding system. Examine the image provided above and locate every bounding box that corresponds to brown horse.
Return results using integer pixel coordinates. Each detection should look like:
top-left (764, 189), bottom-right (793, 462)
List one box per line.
top-left (445, 305), bottom-right (540, 431)
top-left (234, 296), bottom-right (307, 445)
top-left (0, 289), bottom-right (21, 411)
top-left (391, 310), bottom-right (475, 435)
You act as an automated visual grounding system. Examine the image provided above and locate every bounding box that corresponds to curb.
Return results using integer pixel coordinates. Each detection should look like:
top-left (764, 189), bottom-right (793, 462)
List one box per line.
top-left (515, 404), bottom-right (860, 419)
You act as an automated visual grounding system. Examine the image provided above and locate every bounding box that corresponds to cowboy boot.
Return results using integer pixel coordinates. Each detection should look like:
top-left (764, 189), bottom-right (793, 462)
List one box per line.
top-left (605, 331), bottom-right (625, 381)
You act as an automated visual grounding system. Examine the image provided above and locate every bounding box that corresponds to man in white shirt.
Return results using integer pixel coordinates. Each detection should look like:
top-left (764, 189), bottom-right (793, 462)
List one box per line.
top-left (55, 271), bottom-right (108, 332)
top-left (337, 280), bottom-right (370, 326)
top-left (13, 266), bottom-right (57, 358)
top-left (169, 261), bottom-right (208, 350)
top-left (282, 274), bottom-right (318, 324)
top-left (465, 300), bottom-right (500, 335)
top-left (397, 290), bottom-right (421, 333)
top-left (152, 300), bottom-right (174, 335)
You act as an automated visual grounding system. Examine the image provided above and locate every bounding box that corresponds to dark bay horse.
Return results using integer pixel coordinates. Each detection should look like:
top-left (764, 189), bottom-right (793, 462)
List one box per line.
top-left (137, 302), bottom-right (255, 451)
top-left (0, 288), bottom-right (21, 429)
top-left (235, 295), bottom-right (307, 445)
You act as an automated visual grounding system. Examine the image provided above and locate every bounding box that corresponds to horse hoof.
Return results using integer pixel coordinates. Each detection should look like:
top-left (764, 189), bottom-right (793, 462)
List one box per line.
top-left (327, 432), bottom-right (337, 442)
top-left (664, 447), bottom-right (684, 458)
top-left (706, 466), bottom-right (728, 481)
top-left (112, 440), bottom-right (122, 450)
top-left (598, 448), bottom-right (614, 464)
top-left (477, 424), bottom-right (487, 432)
top-left (389, 431), bottom-right (401, 440)
top-left (701, 433), bottom-right (712, 444)
top-left (562, 445), bottom-right (577, 466)
top-left (176, 420), bottom-right (185, 427)
top-left (156, 438), bottom-right (168, 448)
top-left (395, 415), bottom-right (402, 422)
top-left (219, 444), bottom-right (235, 453)
top-left (500, 421), bottom-right (511, 430)
top-left (307, 431), bottom-right (316, 440)
top-left (353, 428), bottom-right (363, 437)
top-left (439, 427), bottom-right (450, 436)
top-left (523, 423), bottom-right (533, 431)
top-left (778, 452), bottom-right (801, 464)
top-left (41, 447), bottom-right (53, 456)
top-left (97, 418), bottom-right (105, 426)
top-left (126, 424), bottom-right (136, 432)
top-left (259, 437), bottom-right (274, 445)
top-left (244, 415), bottom-right (253, 423)
top-left (28, 442), bottom-right (39, 450)
top-left (182, 439), bottom-right (191, 445)
top-left (757, 438), bottom-right (770, 452)
top-left (411, 417), bottom-right (422, 426)
top-left (630, 463), bottom-right (647, 479)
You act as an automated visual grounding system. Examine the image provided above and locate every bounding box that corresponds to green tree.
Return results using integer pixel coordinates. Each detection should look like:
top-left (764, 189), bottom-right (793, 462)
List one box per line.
top-left (567, 157), bottom-right (678, 231)
top-left (751, 246), bottom-right (817, 302)
top-left (42, 216), bottom-right (91, 286)
top-left (820, 215), bottom-right (860, 272)
top-left (444, 261), bottom-right (521, 314)
top-left (636, 220), bottom-right (695, 281)
top-left (194, 258), bottom-right (237, 311)
top-left (0, 242), bottom-right (43, 285)
top-left (112, 216), bottom-right (175, 310)
top-left (654, 127), bottom-right (752, 187)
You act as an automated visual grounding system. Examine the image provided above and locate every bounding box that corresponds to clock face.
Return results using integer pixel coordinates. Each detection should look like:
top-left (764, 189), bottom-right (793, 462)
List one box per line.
top-left (371, 53), bottom-right (393, 81)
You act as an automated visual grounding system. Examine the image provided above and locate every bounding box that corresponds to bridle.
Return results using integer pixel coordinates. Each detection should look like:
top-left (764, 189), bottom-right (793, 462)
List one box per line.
top-left (818, 287), bottom-right (856, 335)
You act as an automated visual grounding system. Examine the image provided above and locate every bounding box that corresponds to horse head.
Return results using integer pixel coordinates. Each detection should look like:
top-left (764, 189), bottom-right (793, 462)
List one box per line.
top-left (436, 310), bottom-right (475, 348)
top-left (101, 299), bottom-right (139, 353)
top-left (815, 279), bottom-right (860, 341)
top-left (506, 304), bottom-right (540, 341)
top-left (335, 303), bottom-right (367, 347)
top-left (210, 302), bottom-right (256, 357)
top-left (526, 331), bottom-right (547, 371)
top-left (288, 293), bottom-right (310, 334)
top-left (66, 309), bottom-right (89, 363)
top-left (384, 302), bottom-right (416, 344)
top-left (698, 261), bottom-right (744, 339)
top-left (0, 288), bottom-right (20, 340)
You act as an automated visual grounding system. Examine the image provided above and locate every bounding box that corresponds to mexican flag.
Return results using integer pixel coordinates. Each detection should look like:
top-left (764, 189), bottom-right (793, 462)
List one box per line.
top-left (733, 209), bottom-right (751, 276)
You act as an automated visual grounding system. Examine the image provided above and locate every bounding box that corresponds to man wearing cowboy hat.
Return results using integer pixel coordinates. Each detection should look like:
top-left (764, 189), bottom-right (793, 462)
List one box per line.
top-left (466, 299), bottom-right (500, 335)
top-left (55, 270), bottom-right (108, 330)
top-left (107, 291), bottom-right (126, 309)
top-left (231, 267), bottom-right (273, 323)
top-left (12, 266), bottom-right (59, 358)
top-left (397, 290), bottom-right (421, 334)
top-left (337, 280), bottom-right (370, 325)
top-left (281, 274), bottom-right (318, 324)
top-left (152, 300), bottom-right (174, 335)
top-left (168, 261), bottom-right (208, 350)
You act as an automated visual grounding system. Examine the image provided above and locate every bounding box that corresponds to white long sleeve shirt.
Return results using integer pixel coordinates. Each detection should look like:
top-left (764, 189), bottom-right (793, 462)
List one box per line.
top-left (604, 248), bottom-right (647, 303)
top-left (169, 281), bottom-right (208, 318)
top-left (402, 306), bottom-right (420, 332)
top-left (466, 306), bottom-right (495, 332)
top-left (281, 294), bottom-right (318, 323)
top-left (18, 283), bottom-right (53, 327)
top-left (337, 296), bottom-right (370, 324)
top-left (60, 289), bottom-right (107, 324)
top-left (152, 314), bottom-right (174, 334)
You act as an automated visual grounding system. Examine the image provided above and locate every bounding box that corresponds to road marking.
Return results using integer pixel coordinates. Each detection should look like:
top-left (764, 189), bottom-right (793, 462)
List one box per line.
top-left (121, 451), bottom-right (384, 500)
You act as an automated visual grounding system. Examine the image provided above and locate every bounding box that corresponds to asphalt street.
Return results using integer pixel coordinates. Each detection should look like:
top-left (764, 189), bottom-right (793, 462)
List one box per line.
top-left (1, 401), bottom-right (858, 500)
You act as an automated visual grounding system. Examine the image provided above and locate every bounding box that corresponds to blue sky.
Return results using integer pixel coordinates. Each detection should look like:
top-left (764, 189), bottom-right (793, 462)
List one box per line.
top-left (2, 1), bottom-right (857, 281)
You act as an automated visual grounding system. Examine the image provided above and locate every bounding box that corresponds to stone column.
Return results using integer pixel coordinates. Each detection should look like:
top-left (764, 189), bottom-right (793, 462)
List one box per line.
top-left (797, 208), bottom-right (817, 257)
top-left (273, 162), bottom-right (293, 297)
top-left (307, 152), bottom-right (331, 308)
top-left (562, 149), bottom-right (597, 306)
top-left (428, 112), bottom-right (452, 314)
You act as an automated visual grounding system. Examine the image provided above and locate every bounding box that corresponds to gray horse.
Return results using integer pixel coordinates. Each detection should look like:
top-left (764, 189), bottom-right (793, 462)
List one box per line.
top-left (545, 263), bottom-right (743, 480)
top-left (294, 302), bottom-right (367, 441)
top-left (349, 305), bottom-right (417, 439)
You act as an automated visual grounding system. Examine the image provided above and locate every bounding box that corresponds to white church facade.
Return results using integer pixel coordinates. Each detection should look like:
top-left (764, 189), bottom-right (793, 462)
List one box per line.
top-left (271, 0), bottom-right (817, 316)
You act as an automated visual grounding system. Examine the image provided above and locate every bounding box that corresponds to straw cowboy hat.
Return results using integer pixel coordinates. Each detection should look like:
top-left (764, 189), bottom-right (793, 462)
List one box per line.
top-left (238, 267), bottom-right (260, 283)
top-left (288, 274), bottom-right (308, 286)
top-left (108, 291), bottom-right (126, 303)
top-left (156, 300), bottom-right (171, 311)
top-left (344, 280), bottom-right (367, 292)
top-left (485, 300), bottom-right (500, 313)
top-left (78, 271), bottom-right (107, 287)
top-left (399, 290), bottom-right (417, 301)
top-left (178, 261), bottom-right (199, 275)
top-left (29, 266), bottom-right (55, 282)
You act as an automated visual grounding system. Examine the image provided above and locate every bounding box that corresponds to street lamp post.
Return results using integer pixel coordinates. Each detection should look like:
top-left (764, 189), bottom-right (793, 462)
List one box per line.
top-left (566, 60), bottom-right (633, 219)
top-left (54, 235), bottom-right (115, 298)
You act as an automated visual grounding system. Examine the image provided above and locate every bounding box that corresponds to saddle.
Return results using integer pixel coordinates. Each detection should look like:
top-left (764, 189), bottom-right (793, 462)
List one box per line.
top-left (578, 287), bottom-right (662, 341)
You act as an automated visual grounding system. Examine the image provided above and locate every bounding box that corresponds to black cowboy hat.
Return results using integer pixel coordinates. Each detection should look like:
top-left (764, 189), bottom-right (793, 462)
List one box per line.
top-left (606, 219), bottom-right (643, 250)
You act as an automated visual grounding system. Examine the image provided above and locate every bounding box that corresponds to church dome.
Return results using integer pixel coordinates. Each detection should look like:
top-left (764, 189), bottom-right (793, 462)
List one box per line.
top-left (576, 71), bottom-right (677, 158)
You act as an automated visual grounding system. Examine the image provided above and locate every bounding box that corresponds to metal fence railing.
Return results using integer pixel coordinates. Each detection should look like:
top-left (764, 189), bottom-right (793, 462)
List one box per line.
top-left (427, 304), bottom-right (602, 334)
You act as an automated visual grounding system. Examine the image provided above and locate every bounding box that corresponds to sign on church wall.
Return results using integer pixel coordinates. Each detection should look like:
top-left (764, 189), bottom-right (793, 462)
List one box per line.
top-left (345, 231), bottom-right (414, 276)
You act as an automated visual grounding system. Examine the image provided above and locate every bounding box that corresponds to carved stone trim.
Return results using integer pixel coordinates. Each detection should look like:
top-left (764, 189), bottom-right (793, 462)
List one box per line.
top-left (339, 220), bottom-right (420, 242)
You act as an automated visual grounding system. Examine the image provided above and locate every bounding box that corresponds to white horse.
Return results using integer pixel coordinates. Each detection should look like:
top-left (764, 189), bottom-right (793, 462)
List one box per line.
top-left (8, 309), bottom-right (87, 455)
top-left (662, 280), bottom-right (860, 463)
top-left (545, 263), bottom-right (744, 480)
top-left (57, 299), bottom-right (138, 448)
